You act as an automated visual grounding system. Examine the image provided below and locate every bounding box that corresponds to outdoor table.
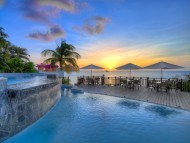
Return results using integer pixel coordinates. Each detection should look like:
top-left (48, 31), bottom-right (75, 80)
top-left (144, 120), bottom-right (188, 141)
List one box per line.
top-left (120, 79), bottom-right (127, 87)
top-left (155, 81), bottom-right (161, 91)
top-left (127, 79), bottom-right (134, 88)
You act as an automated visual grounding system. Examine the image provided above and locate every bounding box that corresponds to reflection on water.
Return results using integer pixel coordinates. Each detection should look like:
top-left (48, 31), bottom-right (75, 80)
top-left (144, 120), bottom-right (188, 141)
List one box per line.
top-left (145, 105), bottom-right (180, 118)
top-left (117, 100), bottom-right (140, 109)
top-left (85, 96), bottom-right (99, 102)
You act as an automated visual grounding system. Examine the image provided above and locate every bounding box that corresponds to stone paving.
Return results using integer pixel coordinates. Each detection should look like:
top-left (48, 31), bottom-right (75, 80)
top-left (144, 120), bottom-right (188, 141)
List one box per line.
top-left (78, 85), bottom-right (190, 111)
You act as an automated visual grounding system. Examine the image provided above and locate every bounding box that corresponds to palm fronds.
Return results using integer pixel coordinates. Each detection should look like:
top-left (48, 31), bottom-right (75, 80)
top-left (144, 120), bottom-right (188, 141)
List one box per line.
top-left (42, 40), bottom-right (81, 73)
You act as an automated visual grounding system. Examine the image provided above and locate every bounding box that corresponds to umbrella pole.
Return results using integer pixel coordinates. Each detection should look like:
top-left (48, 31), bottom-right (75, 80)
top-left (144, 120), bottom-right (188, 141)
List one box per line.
top-left (91, 69), bottom-right (92, 77)
top-left (161, 68), bottom-right (163, 82)
top-left (130, 69), bottom-right (131, 78)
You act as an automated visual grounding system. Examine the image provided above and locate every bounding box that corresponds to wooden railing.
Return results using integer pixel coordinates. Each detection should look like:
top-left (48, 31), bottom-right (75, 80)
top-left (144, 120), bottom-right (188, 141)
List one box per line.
top-left (148, 78), bottom-right (190, 92)
top-left (78, 76), bottom-right (190, 92)
top-left (181, 79), bottom-right (190, 92)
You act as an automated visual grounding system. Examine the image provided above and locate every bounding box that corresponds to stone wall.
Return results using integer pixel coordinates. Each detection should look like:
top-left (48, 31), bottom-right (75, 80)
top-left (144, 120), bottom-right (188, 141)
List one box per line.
top-left (0, 78), bottom-right (61, 142)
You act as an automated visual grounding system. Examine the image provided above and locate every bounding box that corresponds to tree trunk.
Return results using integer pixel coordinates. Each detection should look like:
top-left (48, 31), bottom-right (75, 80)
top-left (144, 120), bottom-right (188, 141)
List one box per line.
top-left (60, 61), bottom-right (63, 71)
top-left (59, 61), bottom-right (64, 78)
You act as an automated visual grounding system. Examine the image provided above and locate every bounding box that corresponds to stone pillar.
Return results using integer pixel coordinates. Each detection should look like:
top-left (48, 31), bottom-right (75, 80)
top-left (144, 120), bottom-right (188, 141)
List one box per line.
top-left (0, 78), bottom-right (7, 97)
top-left (0, 78), bottom-right (9, 142)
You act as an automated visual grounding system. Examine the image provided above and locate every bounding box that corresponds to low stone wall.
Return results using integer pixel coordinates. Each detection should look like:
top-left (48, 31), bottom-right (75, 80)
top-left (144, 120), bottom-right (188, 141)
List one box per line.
top-left (0, 78), bottom-right (61, 142)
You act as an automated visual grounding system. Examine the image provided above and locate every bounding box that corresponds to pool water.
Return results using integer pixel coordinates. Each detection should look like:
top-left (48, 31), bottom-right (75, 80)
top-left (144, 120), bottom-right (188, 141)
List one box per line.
top-left (4, 91), bottom-right (190, 143)
top-left (7, 76), bottom-right (44, 85)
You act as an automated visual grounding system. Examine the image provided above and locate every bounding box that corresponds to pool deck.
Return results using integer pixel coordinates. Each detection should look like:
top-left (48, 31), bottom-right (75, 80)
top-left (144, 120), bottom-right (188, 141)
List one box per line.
top-left (77, 85), bottom-right (190, 111)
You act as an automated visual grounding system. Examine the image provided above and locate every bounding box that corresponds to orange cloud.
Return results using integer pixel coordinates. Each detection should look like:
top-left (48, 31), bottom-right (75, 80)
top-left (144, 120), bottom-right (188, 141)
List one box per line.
top-left (32, 38), bottom-right (189, 70)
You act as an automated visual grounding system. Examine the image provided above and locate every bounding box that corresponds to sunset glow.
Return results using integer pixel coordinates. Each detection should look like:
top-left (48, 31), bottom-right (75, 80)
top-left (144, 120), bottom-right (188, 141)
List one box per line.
top-left (0, 0), bottom-right (189, 69)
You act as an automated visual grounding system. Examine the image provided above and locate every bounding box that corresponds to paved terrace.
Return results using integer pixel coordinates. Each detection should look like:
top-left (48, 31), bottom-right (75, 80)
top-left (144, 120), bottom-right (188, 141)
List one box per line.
top-left (78, 85), bottom-right (190, 111)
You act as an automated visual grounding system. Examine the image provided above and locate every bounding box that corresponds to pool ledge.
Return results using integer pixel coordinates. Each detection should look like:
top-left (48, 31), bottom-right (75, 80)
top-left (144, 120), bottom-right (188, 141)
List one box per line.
top-left (0, 78), bottom-right (61, 142)
top-left (7, 79), bottom-right (60, 99)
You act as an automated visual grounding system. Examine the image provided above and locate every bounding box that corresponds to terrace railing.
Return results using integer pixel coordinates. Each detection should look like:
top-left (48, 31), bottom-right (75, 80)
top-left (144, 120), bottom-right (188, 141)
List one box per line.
top-left (77, 76), bottom-right (190, 92)
top-left (181, 79), bottom-right (190, 92)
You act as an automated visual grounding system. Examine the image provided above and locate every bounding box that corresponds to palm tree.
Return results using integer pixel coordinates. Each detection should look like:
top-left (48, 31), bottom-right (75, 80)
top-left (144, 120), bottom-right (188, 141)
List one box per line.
top-left (41, 40), bottom-right (81, 74)
top-left (9, 45), bottom-right (30, 61)
top-left (0, 27), bottom-right (10, 71)
top-left (0, 27), bottom-right (9, 59)
top-left (0, 27), bottom-right (8, 45)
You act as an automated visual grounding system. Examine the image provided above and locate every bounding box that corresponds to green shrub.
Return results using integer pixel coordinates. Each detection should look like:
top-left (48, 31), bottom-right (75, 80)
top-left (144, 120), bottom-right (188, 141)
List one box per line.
top-left (3, 58), bottom-right (37, 73)
top-left (23, 62), bottom-right (37, 73)
top-left (62, 77), bottom-right (70, 85)
top-left (6, 58), bottom-right (24, 72)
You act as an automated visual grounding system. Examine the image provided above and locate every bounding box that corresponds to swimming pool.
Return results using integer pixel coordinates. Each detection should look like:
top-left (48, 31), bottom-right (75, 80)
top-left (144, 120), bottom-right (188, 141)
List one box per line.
top-left (4, 91), bottom-right (190, 143)
top-left (6, 76), bottom-right (44, 85)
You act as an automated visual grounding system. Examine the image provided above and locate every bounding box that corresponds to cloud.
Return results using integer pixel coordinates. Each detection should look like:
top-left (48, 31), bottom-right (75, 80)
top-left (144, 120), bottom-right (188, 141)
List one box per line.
top-left (28, 25), bottom-right (65, 41)
top-left (20, 0), bottom-right (88, 41)
top-left (7, 0), bottom-right (89, 42)
top-left (38, 0), bottom-right (76, 13)
top-left (0, 0), bottom-right (5, 6)
top-left (20, 0), bottom-right (88, 23)
top-left (73, 16), bottom-right (109, 35)
top-left (20, 0), bottom-right (61, 23)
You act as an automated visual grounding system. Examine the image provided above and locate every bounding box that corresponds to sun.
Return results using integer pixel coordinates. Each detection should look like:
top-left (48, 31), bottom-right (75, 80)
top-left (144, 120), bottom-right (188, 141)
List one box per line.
top-left (101, 58), bottom-right (118, 70)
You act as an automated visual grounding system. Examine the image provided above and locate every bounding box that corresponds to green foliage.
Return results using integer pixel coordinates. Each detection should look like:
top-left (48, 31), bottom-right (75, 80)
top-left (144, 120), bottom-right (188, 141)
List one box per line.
top-left (23, 62), bottom-right (37, 73)
top-left (9, 45), bottom-right (30, 61)
top-left (42, 40), bottom-right (81, 73)
top-left (2, 58), bottom-right (37, 73)
top-left (0, 27), bottom-right (36, 73)
top-left (6, 58), bottom-right (24, 73)
top-left (0, 27), bottom-right (9, 48)
top-left (62, 77), bottom-right (70, 85)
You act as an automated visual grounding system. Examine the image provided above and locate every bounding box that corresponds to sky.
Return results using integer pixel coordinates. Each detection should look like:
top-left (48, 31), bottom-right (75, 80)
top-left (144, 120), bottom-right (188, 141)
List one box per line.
top-left (0, 0), bottom-right (190, 70)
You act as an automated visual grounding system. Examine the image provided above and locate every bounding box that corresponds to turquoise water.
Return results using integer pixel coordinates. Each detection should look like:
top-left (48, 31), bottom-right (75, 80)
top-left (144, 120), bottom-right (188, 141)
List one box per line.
top-left (4, 90), bottom-right (190, 143)
top-left (7, 76), bottom-right (43, 85)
